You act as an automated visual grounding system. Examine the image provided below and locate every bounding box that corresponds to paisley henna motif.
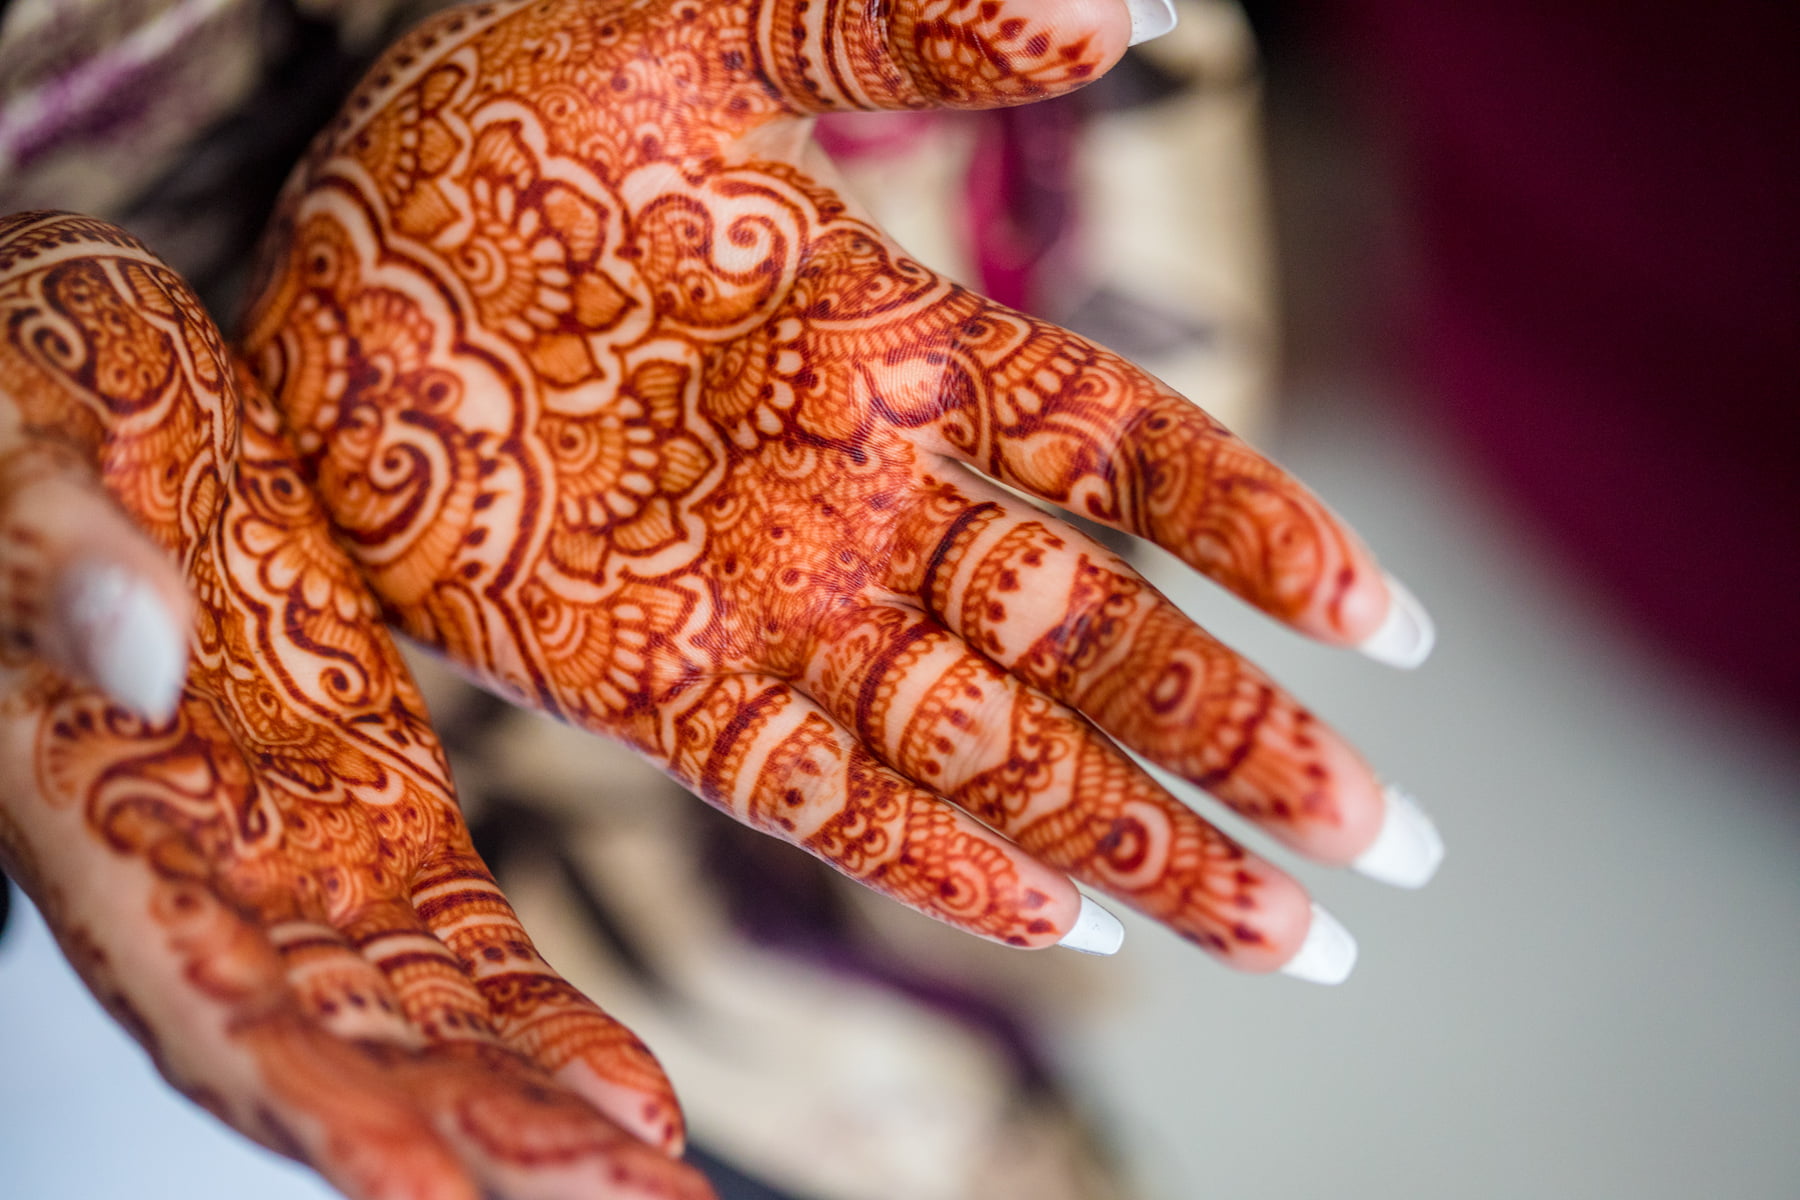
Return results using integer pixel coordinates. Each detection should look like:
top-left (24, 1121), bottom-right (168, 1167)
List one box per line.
top-left (0, 4), bottom-right (1429, 1196)
top-left (0, 211), bottom-right (707, 1200)
top-left (240, 0), bottom-right (1395, 964)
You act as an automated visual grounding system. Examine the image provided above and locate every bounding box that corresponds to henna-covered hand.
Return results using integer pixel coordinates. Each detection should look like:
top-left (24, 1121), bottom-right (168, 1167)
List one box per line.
top-left (243, 0), bottom-right (1443, 979)
top-left (0, 212), bottom-right (710, 1200)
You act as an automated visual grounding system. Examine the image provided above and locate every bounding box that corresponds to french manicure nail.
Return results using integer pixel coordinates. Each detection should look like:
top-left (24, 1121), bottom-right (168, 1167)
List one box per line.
top-left (1279, 903), bottom-right (1357, 985)
top-left (1353, 785), bottom-right (1445, 889)
top-left (1058, 894), bottom-right (1125, 955)
top-left (1357, 572), bottom-right (1436, 669)
top-left (61, 562), bottom-right (187, 722)
top-left (1126, 0), bottom-right (1179, 46)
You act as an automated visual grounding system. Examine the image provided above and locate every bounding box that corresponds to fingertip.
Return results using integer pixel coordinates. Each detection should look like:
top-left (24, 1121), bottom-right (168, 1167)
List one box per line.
top-left (552, 1048), bottom-right (688, 1156)
top-left (1057, 0), bottom-right (1133, 68)
top-left (648, 1098), bottom-right (687, 1158)
top-left (1124, 0), bottom-right (1179, 47)
top-left (1056, 893), bottom-right (1125, 955)
top-left (907, 0), bottom-right (1134, 108)
top-left (1351, 785), bottom-right (1445, 890)
top-left (1318, 739), bottom-right (1390, 868)
top-left (1355, 571), bottom-right (1436, 670)
top-left (1180, 857), bottom-right (1316, 974)
top-left (56, 559), bottom-right (190, 722)
top-left (1277, 902), bottom-right (1358, 986)
top-left (989, 857), bottom-right (1094, 952)
top-left (0, 463), bottom-right (193, 720)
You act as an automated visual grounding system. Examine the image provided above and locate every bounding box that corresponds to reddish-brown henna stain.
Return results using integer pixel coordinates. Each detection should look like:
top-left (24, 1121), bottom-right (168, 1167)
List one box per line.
top-left (0, 12), bottom-right (1395, 1195)
top-left (235, 0), bottom-right (1384, 956)
top-left (0, 4), bottom-right (1401, 1195)
top-left (0, 211), bottom-right (706, 1198)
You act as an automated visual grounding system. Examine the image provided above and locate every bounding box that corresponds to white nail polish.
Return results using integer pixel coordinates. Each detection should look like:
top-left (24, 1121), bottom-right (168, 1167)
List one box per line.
top-left (1126, 0), bottom-right (1179, 46)
top-left (1353, 785), bottom-right (1445, 889)
top-left (1058, 894), bottom-right (1125, 955)
top-left (62, 563), bottom-right (187, 722)
top-left (1357, 572), bottom-right (1436, 669)
top-left (1279, 903), bottom-right (1357, 985)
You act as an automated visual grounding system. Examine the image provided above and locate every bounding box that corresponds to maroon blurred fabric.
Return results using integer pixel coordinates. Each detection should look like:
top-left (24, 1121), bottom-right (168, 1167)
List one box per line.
top-left (1339, 1), bottom-right (1800, 721)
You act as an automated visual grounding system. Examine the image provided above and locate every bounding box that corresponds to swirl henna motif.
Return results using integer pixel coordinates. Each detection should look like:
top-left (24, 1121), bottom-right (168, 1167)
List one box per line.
top-left (234, 0), bottom-right (1424, 972)
top-left (0, 212), bottom-right (709, 1200)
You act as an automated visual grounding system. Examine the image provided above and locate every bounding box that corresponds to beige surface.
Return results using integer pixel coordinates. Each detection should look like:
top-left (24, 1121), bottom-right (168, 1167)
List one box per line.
top-left (1058, 383), bottom-right (1800, 1200)
top-left (0, 0), bottom-right (259, 214)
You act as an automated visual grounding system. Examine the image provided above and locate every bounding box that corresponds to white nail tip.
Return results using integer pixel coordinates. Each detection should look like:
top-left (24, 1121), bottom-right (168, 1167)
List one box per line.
top-left (1279, 903), bottom-right (1357, 986)
top-left (1126, 0), bottom-right (1179, 46)
top-left (1353, 785), bottom-right (1445, 890)
top-left (64, 564), bottom-right (187, 722)
top-left (1058, 895), bottom-right (1126, 956)
top-left (1357, 572), bottom-right (1436, 669)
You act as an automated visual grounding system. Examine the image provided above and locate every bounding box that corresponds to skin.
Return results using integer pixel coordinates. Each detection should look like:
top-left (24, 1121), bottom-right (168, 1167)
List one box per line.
top-left (242, 0), bottom-right (1391, 967)
top-left (0, 212), bottom-right (708, 1199)
top-left (0, 2), bottom-right (1410, 1197)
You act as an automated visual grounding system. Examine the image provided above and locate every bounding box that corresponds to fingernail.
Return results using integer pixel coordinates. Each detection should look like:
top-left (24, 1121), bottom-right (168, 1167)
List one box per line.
top-left (1279, 902), bottom-right (1357, 985)
top-left (1126, 0), bottom-right (1179, 46)
top-left (61, 562), bottom-right (187, 722)
top-left (1353, 785), bottom-right (1445, 889)
top-left (1357, 572), bottom-right (1436, 669)
top-left (1058, 894), bottom-right (1125, 955)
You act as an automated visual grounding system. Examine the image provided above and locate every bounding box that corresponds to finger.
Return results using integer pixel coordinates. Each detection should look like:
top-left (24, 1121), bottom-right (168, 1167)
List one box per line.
top-left (790, 597), bottom-right (1317, 971)
top-left (14, 839), bottom-right (480, 1200)
top-left (411, 849), bottom-right (686, 1154)
top-left (332, 896), bottom-right (705, 1187)
top-left (862, 286), bottom-right (1433, 662)
top-left (339, 895), bottom-right (533, 1051)
top-left (263, 1025), bottom-right (709, 1200)
top-left (394, 1045), bottom-right (717, 1200)
top-left (0, 438), bottom-right (190, 720)
top-left (251, 1006), bottom-right (708, 1200)
top-left (338, 895), bottom-right (657, 1148)
top-left (269, 917), bottom-right (422, 1047)
top-left (881, 474), bottom-right (1443, 881)
top-left (763, 0), bottom-right (1133, 113)
top-left (664, 674), bottom-right (1105, 952)
top-left (235, 1016), bottom-right (485, 1200)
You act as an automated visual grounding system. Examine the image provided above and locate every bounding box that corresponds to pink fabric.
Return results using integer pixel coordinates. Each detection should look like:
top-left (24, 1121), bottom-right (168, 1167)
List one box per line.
top-left (817, 99), bottom-right (1085, 314)
top-left (1340, 0), bottom-right (1800, 720)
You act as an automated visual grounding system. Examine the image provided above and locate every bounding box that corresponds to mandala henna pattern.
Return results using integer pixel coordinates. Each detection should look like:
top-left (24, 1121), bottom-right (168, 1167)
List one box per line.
top-left (0, 211), bottom-right (706, 1199)
top-left (241, 0), bottom-right (1390, 962)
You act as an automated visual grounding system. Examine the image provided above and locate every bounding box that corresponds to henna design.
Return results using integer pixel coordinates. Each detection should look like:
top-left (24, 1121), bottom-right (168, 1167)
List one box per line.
top-left (235, 0), bottom-right (1395, 959)
top-left (0, 211), bottom-right (705, 1198)
top-left (0, 5), bottom-right (1419, 1195)
top-left (0, 452), bottom-right (61, 670)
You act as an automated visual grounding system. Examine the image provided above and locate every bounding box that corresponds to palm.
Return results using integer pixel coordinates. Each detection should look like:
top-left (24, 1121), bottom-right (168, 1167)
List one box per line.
top-left (0, 212), bottom-right (705, 1200)
top-left (244, 0), bottom-right (1416, 969)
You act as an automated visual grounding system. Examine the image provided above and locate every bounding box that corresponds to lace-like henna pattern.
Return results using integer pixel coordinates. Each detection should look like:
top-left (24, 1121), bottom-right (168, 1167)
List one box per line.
top-left (0, 212), bottom-right (705, 1198)
top-left (243, 0), bottom-right (1391, 959)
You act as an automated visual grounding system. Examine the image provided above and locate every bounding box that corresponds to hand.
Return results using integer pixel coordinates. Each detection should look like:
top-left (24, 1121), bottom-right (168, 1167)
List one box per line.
top-left (0, 212), bottom-right (710, 1200)
top-left (243, 0), bottom-right (1442, 978)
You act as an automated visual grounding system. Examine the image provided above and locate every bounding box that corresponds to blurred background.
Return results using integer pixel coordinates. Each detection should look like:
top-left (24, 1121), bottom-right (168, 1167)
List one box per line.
top-left (2, 1), bottom-right (1796, 1197)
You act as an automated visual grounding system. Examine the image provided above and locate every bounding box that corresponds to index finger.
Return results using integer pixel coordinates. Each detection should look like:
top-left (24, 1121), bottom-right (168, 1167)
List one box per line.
top-left (763, 0), bottom-right (1143, 114)
top-left (789, 236), bottom-right (1436, 662)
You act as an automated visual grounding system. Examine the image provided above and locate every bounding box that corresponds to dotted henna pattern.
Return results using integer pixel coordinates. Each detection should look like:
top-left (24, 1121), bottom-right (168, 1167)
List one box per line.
top-left (0, 210), bottom-right (706, 1198)
top-left (240, 0), bottom-right (1388, 959)
top-left (0, 4), bottom-right (1410, 1194)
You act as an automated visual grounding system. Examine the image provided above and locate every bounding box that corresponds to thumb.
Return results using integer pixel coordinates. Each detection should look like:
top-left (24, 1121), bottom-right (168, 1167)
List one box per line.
top-left (0, 443), bottom-right (190, 721)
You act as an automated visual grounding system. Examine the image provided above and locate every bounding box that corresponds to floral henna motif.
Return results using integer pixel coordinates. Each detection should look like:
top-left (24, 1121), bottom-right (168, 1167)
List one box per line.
top-left (0, 211), bottom-right (706, 1199)
top-left (242, 0), bottom-right (1398, 963)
